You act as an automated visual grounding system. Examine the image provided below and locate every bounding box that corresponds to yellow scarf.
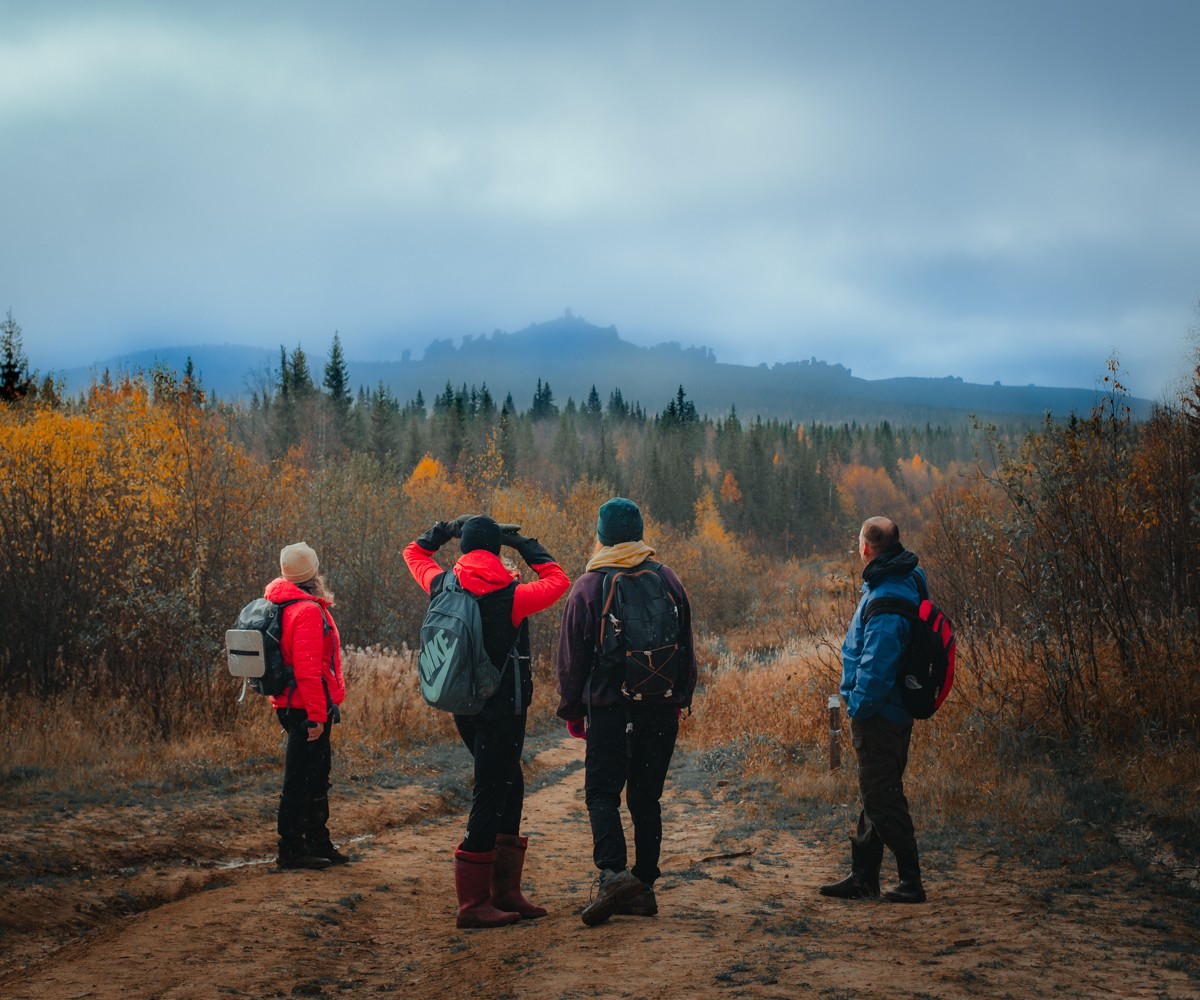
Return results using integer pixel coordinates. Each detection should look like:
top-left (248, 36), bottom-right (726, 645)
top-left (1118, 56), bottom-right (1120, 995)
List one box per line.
top-left (585, 540), bottom-right (657, 573)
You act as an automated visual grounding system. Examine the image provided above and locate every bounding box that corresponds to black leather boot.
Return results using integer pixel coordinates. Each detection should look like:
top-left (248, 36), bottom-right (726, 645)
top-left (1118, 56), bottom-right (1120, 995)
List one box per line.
top-left (304, 790), bottom-right (348, 864)
top-left (883, 848), bottom-right (926, 903)
top-left (819, 838), bottom-right (882, 899)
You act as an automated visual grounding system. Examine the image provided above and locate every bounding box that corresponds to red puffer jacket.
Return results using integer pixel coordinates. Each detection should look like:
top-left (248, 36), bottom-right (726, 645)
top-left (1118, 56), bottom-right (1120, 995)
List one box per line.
top-left (264, 577), bottom-right (345, 723)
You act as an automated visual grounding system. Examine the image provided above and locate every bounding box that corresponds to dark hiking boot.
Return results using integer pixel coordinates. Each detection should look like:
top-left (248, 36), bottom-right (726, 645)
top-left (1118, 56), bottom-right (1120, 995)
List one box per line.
top-left (581, 868), bottom-right (642, 926)
top-left (819, 837), bottom-right (882, 899)
top-left (819, 870), bottom-right (880, 899)
top-left (309, 841), bottom-right (351, 865)
top-left (276, 852), bottom-right (332, 871)
top-left (615, 884), bottom-right (658, 917)
top-left (883, 849), bottom-right (927, 904)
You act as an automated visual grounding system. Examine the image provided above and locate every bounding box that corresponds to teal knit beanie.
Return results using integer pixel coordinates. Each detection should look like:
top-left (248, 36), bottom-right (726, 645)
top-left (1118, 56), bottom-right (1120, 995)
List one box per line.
top-left (596, 497), bottom-right (644, 545)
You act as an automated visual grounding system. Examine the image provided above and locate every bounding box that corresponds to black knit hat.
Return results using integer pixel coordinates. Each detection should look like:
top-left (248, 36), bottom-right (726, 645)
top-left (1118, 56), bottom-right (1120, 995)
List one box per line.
top-left (460, 515), bottom-right (503, 555)
top-left (596, 497), bottom-right (644, 545)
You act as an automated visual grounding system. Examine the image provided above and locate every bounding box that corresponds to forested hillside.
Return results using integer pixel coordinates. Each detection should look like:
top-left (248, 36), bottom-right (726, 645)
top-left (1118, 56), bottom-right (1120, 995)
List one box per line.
top-left (242, 340), bottom-right (994, 556)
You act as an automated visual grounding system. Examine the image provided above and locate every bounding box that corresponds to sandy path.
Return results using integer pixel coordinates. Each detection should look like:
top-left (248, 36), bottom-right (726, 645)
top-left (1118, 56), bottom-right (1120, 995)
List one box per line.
top-left (1, 737), bottom-right (1196, 999)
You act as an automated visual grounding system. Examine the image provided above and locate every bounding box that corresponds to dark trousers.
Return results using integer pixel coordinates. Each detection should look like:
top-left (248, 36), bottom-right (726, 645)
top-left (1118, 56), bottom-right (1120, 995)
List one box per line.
top-left (584, 703), bottom-right (679, 885)
top-left (455, 710), bottom-right (527, 853)
top-left (277, 708), bottom-right (333, 855)
top-left (850, 715), bottom-right (918, 858)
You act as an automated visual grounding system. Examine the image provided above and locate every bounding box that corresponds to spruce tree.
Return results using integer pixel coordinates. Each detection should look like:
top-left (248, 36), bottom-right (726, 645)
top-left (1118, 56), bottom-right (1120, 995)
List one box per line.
top-left (0, 311), bottom-right (36, 404)
top-left (323, 332), bottom-right (352, 430)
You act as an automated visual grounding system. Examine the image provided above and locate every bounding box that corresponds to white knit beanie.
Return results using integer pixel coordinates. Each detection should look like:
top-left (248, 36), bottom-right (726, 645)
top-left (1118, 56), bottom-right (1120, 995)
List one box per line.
top-left (279, 541), bottom-right (319, 583)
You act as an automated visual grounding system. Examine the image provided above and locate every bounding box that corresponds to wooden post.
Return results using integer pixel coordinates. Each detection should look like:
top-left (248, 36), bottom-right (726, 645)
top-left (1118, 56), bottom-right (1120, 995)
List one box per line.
top-left (828, 694), bottom-right (841, 771)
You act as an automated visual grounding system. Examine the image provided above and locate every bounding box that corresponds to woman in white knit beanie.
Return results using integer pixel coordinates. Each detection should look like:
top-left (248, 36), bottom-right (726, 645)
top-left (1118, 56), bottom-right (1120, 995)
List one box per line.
top-left (263, 541), bottom-right (347, 869)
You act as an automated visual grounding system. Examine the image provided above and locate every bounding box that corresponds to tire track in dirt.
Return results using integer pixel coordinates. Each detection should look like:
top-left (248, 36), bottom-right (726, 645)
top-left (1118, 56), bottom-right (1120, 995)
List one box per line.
top-left (2, 737), bottom-right (1197, 999)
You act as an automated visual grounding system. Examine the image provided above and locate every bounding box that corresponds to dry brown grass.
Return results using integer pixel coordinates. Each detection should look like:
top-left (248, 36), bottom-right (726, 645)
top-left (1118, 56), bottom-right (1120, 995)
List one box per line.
top-left (0, 689), bottom-right (268, 796)
top-left (337, 646), bottom-right (458, 743)
top-left (686, 641), bottom-right (837, 751)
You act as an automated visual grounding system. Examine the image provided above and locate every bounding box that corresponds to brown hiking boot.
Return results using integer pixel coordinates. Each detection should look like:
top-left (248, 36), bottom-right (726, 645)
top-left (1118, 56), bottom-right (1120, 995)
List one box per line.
top-left (615, 884), bottom-right (658, 916)
top-left (581, 868), bottom-right (642, 926)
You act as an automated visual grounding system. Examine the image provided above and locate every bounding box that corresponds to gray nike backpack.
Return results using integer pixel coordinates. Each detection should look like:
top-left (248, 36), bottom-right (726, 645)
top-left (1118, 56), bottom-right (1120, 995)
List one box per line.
top-left (417, 573), bottom-right (502, 714)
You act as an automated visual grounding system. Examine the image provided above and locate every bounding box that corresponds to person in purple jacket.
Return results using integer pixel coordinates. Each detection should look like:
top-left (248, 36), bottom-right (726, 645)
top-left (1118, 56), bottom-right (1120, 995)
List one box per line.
top-left (556, 497), bottom-right (698, 926)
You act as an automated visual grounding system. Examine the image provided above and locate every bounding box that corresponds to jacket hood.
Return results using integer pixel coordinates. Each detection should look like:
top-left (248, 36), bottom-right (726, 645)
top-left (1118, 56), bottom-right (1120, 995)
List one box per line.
top-left (264, 577), bottom-right (331, 606)
top-left (862, 545), bottom-right (919, 585)
top-left (453, 550), bottom-right (518, 596)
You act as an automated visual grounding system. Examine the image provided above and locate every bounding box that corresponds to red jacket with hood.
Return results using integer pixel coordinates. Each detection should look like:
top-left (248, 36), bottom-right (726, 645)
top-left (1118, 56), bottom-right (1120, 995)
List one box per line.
top-left (403, 544), bottom-right (569, 624)
top-left (264, 577), bottom-right (346, 723)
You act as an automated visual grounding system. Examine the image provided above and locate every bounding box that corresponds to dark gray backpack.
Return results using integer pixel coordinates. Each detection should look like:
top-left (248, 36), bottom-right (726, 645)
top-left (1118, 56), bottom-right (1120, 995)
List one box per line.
top-left (418, 573), bottom-right (502, 714)
top-left (226, 597), bottom-right (325, 703)
top-left (597, 562), bottom-right (682, 702)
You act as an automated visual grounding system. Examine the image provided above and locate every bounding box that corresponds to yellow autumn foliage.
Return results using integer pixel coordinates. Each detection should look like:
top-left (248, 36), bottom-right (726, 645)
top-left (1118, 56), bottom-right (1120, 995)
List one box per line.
top-left (402, 453), bottom-right (475, 526)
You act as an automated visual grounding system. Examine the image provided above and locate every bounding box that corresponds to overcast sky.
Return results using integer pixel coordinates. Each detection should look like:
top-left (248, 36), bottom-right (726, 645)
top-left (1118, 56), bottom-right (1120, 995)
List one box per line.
top-left (3, 0), bottom-right (1197, 399)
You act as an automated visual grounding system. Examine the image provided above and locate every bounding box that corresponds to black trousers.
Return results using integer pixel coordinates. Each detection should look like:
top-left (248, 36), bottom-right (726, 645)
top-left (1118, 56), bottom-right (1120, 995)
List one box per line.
top-left (584, 703), bottom-right (679, 885)
top-left (276, 707), bottom-right (333, 854)
top-left (849, 715), bottom-right (918, 858)
top-left (455, 709), bottom-right (527, 853)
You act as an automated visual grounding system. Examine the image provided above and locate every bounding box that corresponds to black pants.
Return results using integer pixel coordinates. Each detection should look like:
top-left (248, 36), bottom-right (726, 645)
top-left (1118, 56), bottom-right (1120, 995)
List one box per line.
top-left (277, 707), bottom-right (333, 855)
top-left (850, 715), bottom-right (918, 858)
top-left (455, 709), bottom-right (527, 853)
top-left (584, 703), bottom-right (679, 885)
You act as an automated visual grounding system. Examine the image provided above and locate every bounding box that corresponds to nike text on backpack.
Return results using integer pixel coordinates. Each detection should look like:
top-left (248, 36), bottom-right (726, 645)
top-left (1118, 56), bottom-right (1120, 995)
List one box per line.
top-left (418, 573), bottom-right (515, 715)
top-left (226, 597), bottom-right (327, 703)
top-left (597, 563), bottom-right (682, 702)
top-left (862, 579), bottom-right (956, 719)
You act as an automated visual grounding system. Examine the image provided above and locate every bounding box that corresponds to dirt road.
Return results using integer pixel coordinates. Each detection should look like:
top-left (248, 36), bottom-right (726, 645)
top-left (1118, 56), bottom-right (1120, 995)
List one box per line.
top-left (2, 734), bottom-right (1196, 999)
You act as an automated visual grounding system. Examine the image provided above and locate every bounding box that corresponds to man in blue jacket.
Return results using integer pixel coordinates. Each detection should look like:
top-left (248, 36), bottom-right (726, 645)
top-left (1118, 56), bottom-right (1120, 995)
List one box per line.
top-left (820, 516), bottom-right (927, 904)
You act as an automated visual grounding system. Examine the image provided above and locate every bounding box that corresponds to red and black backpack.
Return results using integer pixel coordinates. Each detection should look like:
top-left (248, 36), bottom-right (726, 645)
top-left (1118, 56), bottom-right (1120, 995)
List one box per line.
top-left (863, 574), bottom-right (956, 719)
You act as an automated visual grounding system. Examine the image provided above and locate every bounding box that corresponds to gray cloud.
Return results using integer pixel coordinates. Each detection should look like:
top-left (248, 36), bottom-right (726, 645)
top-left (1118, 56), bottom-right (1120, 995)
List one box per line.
top-left (3, 0), bottom-right (1197, 400)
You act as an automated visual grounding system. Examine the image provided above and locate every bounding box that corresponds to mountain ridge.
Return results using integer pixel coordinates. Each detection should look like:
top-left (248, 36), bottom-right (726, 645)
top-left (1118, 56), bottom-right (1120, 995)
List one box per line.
top-left (62, 315), bottom-right (1151, 424)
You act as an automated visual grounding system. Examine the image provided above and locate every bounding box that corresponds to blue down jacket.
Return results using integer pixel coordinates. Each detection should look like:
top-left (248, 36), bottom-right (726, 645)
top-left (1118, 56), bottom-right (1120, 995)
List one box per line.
top-left (840, 545), bottom-right (926, 724)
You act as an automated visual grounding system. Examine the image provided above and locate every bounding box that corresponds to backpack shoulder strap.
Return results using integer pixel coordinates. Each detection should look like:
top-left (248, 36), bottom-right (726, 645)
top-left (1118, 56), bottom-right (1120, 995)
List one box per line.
top-left (277, 597), bottom-right (330, 633)
top-left (862, 595), bottom-right (920, 624)
top-left (596, 566), bottom-right (621, 620)
top-left (864, 568), bottom-right (928, 624)
top-left (643, 561), bottom-right (677, 601)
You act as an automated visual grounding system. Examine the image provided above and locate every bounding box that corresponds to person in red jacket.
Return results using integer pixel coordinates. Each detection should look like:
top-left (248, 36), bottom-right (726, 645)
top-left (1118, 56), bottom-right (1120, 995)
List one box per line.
top-left (404, 515), bottom-right (570, 928)
top-left (268, 541), bottom-right (347, 870)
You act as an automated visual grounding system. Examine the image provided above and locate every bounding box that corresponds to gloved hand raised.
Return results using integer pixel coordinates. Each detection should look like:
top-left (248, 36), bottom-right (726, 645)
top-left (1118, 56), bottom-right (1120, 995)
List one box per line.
top-left (448, 514), bottom-right (475, 538)
top-left (501, 530), bottom-right (553, 566)
top-left (416, 520), bottom-right (455, 551)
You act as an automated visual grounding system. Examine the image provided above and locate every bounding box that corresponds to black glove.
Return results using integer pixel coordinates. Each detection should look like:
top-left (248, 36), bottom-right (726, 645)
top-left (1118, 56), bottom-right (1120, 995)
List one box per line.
top-left (416, 521), bottom-right (454, 551)
top-left (448, 514), bottom-right (476, 539)
top-left (503, 531), bottom-right (553, 566)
